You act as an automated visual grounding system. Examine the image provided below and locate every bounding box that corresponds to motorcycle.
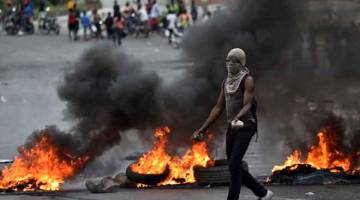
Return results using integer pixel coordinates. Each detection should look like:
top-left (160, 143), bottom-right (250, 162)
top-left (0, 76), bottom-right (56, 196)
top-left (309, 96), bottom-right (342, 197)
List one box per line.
top-left (38, 7), bottom-right (60, 35)
top-left (4, 6), bottom-right (34, 35)
top-left (4, 7), bottom-right (19, 35)
top-left (125, 13), bottom-right (137, 35)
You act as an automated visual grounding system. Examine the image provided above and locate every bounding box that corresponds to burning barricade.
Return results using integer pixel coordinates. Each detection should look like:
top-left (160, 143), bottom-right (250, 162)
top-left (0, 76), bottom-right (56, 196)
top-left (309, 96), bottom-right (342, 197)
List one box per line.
top-left (267, 123), bottom-right (360, 185)
top-left (0, 130), bottom-right (89, 192)
top-left (126, 127), bottom-right (215, 187)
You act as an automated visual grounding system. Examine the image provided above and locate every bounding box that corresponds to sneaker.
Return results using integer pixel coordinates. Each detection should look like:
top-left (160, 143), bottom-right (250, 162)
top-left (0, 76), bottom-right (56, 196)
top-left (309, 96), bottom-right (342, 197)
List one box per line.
top-left (259, 190), bottom-right (274, 200)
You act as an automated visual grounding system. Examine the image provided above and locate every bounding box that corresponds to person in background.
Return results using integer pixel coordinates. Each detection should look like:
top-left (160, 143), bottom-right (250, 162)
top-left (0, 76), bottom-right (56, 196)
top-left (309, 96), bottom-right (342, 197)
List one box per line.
top-left (23, 0), bottom-right (33, 23)
top-left (137, 4), bottom-right (150, 37)
top-left (146, 0), bottom-right (153, 15)
top-left (149, 0), bottom-right (159, 31)
top-left (68, 8), bottom-right (77, 40)
top-left (73, 3), bottom-right (81, 40)
top-left (190, 0), bottom-right (197, 22)
top-left (113, 0), bottom-right (120, 17)
top-left (38, 0), bottom-right (46, 31)
top-left (92, 8), bottom-right (102, 39)
top-left (169, 0), bottom-right (179, 14)
top-left (104, 12), bottom-right (114, 41)
top-left (114, 13), bottom-right (125, 46)
top-left (178, 8), bottom-right (190, 31)
top-left (38, 0), bottom-right (45, 13)
top-left (67, 0), bottom-right (74, 11)
top-left (81, 10), bottom-right (90, 40)
top-left (166, 9), bottom-right (176, 44)
top-left (122, 1), bottom-right (133, 19)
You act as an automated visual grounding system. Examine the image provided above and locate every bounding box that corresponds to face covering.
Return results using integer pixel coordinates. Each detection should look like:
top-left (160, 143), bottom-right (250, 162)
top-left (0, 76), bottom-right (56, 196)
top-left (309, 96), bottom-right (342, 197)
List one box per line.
top-left (225, 48), bottom-right (249, 94)
top-left (226, 62), bottom-right (242, 76)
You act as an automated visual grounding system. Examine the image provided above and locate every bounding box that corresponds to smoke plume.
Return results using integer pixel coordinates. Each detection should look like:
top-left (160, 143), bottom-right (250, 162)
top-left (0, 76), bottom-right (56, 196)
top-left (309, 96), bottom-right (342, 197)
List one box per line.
top-left (175, 0), bottom-right (360, 159)
top-left (17, 0), bottom-right (360, 175)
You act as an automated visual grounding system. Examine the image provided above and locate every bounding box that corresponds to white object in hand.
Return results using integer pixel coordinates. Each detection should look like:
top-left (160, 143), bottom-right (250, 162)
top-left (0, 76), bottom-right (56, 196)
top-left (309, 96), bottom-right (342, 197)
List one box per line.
top-left (231, 119), bottom-right (244, 128)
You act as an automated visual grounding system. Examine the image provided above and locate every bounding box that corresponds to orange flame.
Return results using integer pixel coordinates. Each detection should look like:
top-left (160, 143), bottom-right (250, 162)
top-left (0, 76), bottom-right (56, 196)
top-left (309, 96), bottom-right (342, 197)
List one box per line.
top-left (130, 127), bottom-right (172, 175)
top-left (0, 134), bottom-right (89, 192)
top-left (273, 125), bottom-right (358, 173)
top-left (130, 127), bottom-right (214, 186)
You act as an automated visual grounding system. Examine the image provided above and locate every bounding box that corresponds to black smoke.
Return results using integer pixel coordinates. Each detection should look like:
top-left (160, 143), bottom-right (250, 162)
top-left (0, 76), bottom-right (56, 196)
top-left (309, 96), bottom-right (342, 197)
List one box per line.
top-left (56, 45), bottom-right (163, 159)
top-left (175, 0), bottom-right (360, 162)
top-left (15, 0), bottom-right (360, 176)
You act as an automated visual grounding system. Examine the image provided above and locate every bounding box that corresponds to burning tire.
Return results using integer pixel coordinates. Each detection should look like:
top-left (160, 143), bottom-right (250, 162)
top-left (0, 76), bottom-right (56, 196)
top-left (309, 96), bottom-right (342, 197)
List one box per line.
top-left (126, 165), bottom-right (170, 186)
top-left (194, 159), bottom-right (248, 186)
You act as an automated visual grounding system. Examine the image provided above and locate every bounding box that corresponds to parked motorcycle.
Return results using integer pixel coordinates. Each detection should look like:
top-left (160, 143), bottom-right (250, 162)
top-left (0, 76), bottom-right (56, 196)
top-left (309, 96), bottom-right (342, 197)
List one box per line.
top-left (4, 6), bottom-right (34, 35)
top-left (4, 7), bottom-right (19, 35)
top-left (38, 7), bottom-right (60, 35)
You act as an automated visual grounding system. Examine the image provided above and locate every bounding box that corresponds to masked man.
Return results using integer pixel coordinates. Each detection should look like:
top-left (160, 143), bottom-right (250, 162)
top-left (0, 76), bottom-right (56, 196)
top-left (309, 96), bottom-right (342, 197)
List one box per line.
top-left (193, 48), bottom-right (274, 200)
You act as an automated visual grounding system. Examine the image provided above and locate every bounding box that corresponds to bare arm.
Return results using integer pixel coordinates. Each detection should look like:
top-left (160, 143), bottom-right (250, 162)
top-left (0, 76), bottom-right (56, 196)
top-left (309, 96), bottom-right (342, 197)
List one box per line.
top-left (198, 85), bottom-right (225, 132)
top-left (235, 76), bottom-right (255, 120)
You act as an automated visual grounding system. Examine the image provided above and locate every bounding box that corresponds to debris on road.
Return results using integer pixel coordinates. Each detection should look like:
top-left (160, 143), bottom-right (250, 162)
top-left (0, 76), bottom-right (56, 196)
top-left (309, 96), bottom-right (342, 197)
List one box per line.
top-left (85, 173), bottom-right (135, 193)
top-left (305, 192), bottom-right (315, 196)
top-left (1, 96), bottom-right (7, 103)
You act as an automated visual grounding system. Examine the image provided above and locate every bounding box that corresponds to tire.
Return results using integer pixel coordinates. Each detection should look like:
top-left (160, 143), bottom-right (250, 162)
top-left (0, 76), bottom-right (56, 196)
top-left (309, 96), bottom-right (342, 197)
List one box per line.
top-left (126, 165), bottom-right (170, 186)
top-left (194, 159), bottom-right (249, 186)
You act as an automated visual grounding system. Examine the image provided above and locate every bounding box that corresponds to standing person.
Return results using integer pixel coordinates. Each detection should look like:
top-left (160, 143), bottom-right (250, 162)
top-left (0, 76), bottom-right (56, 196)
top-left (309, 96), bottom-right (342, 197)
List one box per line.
top-left (122, 1), bottom-right (133, 19)
top-left (81, 10), bottom-right (90, 40)
top-left (92, 8), bottom-right (102, 39)
top-left (38, 0), bottom-right (45, 13)
top-left (67, 0), bottom-right (74, 11)
top-left (137, 4), bottom-right (150, 38)
top-left (114, 13), bottom-right (125, 46)
top-left (192, 49), bottom-right (274, 200)
top-left (113, 0), bottom-right (120, 17)
top-left (68, 8), bottom-right (76, 40)
top-left (146, 0), bottom-right (153, 15)
top-left (149, 0), bottom-right (159, 31)
top-left (38, 0), bottom-right (46, 32)
top-left (166, 10), bottom-right (176, 44)
top-left (104, 12), bottom-right (114, 41)
top-left (73, 3), bottom-right (81, 40)
top-left (178, 8), bottom-right (190, 31)
top-left (190, 0), bottom-right (197, 22)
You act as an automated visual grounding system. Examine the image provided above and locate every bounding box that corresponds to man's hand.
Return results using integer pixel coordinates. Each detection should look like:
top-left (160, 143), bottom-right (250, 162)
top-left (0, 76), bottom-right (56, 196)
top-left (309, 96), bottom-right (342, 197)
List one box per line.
top-left (192, 129), bottom-right (206, 142)
top-left (231, 119), bottom-right (244, 129)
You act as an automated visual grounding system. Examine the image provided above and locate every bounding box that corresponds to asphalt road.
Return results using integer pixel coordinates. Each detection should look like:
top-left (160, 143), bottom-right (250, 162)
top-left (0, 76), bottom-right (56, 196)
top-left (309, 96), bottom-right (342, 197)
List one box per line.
top-left (1, 25), bottom-right (359, 200)
top-left (1, 185), bottom-right (360, 200)
top-left (0, 33), bottom-right (185, 158)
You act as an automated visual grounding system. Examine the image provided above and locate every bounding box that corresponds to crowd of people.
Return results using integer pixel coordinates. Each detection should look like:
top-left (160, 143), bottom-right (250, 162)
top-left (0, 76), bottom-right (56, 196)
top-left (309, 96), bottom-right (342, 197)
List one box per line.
top-left (0, 0), bottom-right (35, 35)
top-left (0, 0), bottom-right (217, 47)
top-left (66, 0), bottom-right (215, 46)
top-left (0, 0), bottom-right (62, 36)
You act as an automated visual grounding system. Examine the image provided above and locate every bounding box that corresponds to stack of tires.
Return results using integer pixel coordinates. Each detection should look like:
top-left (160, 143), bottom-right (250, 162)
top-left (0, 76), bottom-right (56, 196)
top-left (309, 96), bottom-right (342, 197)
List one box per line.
top-left (194, 159), bottom-right (249, 186)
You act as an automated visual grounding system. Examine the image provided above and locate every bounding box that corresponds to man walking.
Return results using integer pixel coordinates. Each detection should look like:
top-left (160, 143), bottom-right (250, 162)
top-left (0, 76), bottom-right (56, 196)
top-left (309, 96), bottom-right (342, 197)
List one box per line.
top-left (193, 48), bottom-right (274, 200)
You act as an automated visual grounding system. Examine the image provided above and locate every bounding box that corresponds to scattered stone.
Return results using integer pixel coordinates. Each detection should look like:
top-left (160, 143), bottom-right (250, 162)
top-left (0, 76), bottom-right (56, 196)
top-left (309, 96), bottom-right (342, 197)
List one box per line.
top-left (1, 96), bottom-right (7, 103)
top-left (85, 176), bottom-right (118, 193)
top-left (305, 192), bottom-right (315, 196)
top-left (85, 173), bottom-right (136, 193)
